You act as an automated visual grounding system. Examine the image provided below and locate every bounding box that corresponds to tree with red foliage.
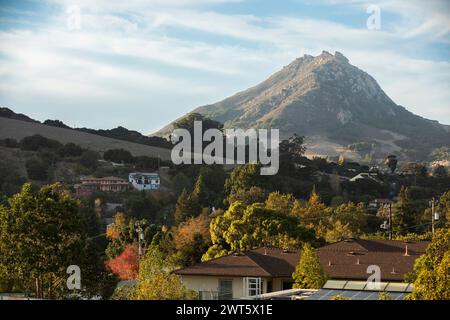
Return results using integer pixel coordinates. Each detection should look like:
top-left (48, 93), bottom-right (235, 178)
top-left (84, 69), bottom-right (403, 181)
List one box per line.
top-left (106, 245), bottom-right (139, 280)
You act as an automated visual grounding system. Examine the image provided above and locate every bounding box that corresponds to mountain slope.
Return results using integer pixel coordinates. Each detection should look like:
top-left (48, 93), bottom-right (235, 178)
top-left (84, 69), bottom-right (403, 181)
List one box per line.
top-left (0, 117), bottom-right (171, 160)
top-left (156, 51), bottom-right (449, 161)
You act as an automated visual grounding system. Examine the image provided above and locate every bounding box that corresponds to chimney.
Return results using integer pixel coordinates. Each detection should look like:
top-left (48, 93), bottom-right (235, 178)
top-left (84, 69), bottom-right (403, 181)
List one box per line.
top-left (403, 245), bottom-right (410, 256)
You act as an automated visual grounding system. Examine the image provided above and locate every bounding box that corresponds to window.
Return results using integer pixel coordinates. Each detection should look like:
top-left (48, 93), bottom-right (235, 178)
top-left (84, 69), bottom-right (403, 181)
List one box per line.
top-left (218, 279), bottom-right (233, 300)
top-left (243, 277), bottom-right (262, 297)
top-left (282, 280), bottom-right (294, 290)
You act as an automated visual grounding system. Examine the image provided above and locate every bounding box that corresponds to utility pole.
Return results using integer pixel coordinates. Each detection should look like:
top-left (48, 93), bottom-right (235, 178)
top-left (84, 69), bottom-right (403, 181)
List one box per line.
top-left (388, 203), bottom-right (392, 240)
top-left (135, 221), bottom-right (144, 260)
top-left (430, 197), bottom-right (439, 235)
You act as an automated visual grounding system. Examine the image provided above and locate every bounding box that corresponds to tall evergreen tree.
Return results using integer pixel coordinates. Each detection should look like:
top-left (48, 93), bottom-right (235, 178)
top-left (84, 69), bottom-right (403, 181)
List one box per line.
top-left (292, 243), bottom-right (327, 289)
top-left (394, 186), bottom-right (418, 234)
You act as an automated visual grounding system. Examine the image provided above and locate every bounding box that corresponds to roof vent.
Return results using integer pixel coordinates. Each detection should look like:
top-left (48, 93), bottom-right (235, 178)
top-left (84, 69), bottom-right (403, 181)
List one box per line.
top-left (232, 252), bottom-right (245, 257)
top-left (328, 260), bottom-right (332, 267)
top-left (347, 251), bottom-right (356, 256)
top-left (403, 245), bottom-right (410, 256)
top-left (264, 248), bottom-right (267, 255)
top-left (356, 258), bottom-right (360, 265)
top-left (344, 239), bottom-right (353, 242)
top-left (391, 267), bottom-right (396, 274)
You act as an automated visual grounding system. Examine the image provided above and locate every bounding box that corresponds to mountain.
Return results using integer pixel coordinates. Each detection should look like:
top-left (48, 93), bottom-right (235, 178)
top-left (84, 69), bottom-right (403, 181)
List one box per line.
top-left (155, 51), bottom-right (449, 162)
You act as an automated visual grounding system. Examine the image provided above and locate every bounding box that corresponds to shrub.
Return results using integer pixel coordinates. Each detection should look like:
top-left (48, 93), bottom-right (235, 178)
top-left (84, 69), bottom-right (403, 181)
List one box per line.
top-left (19, 134), bottom-right (62, 151)
top-left (25, 158), bottom-right (49, 181)
top-left (104, 149), bottom-right (135, 164)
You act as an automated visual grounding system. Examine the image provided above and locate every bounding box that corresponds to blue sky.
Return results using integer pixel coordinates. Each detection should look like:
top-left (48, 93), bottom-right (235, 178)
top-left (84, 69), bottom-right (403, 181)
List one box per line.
top-left (0, 0), bottom-right (449, 133)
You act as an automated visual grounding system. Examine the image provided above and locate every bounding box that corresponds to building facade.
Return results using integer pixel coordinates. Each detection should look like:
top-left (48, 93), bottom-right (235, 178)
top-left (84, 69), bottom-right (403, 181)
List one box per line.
top-left (129, 172), bottom-right (160, 191)
top-left (75, 176), bottom-right (129, 196)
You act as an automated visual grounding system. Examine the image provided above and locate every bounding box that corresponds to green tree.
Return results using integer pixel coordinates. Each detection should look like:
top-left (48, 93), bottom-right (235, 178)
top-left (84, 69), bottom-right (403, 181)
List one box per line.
top-left (0, 184), bottom-right (86, 298)
top-left (174, 189), bottom-right (200, 225)
top-left (25, 158), bottom-right (50, 181)
top-left (79, 150), bottom-right (100, 170)
top-left (134, 246), bottom-right (197, 300)
top-left (292, 243), bottom-right (327, 289)
top-left (224, 164), bottom-right (269, 198)
top-left (103, 148), bottom-right (135, 164)
top-left (206, 202), bottom-right (315, 257)
top-left (265, 192), bottom-right (295, 214)
top-left (407, 228), bottom-right (450, 300)
top-left (228, 186), bottom-right (268, 206)
top-left (394, 186), bottom-right (418, 234)
top-left (192, 174), bottom-right (208, 207)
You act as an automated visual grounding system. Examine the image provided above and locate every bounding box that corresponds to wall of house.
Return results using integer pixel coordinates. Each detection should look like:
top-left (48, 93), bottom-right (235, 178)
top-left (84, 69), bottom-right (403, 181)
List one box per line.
top-left (179, 275), bottom-right (272, 300)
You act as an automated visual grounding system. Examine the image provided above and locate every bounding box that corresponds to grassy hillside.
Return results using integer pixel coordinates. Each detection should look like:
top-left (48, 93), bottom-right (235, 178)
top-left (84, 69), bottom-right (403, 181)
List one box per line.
top-left (0, 117), bottom-right (171, 160)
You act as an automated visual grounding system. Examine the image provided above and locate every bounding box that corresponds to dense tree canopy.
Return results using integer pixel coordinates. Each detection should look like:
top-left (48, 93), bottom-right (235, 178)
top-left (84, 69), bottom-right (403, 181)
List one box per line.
top-left (408, 228), bottom-right (450, 300)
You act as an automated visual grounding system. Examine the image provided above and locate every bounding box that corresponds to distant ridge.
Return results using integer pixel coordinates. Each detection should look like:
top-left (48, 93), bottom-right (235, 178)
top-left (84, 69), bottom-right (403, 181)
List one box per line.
top-left (0, 107), bottom-right (171, 149)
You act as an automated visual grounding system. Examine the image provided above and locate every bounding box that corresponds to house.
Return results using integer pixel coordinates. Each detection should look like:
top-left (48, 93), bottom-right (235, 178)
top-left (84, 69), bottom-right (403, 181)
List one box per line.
top-left (173, 239), bottom-right (429, 300)
top-left (349, 172), bottom-right (383, 183)
top-left (306, 238), bottom-right (429, 300)
top-left (74, 176), bottom-right (129, 196)
top-left (129, 172), bottom-right (160, 191)
top-left (174, 247), bottom-right (299, 300)
top-left (368, 198), bottom-right (393, 209)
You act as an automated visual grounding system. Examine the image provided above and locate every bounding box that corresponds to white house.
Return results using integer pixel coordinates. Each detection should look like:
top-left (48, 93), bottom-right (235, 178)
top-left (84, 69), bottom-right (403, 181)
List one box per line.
top-left (129, 172), bottom-right (160, 191)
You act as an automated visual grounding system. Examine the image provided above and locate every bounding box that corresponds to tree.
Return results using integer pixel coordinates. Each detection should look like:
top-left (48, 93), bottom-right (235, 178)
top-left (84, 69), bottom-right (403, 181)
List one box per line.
top-left (173, 214), bottom-right (210, 266)
top-left (228, 186), bottom-right (268, 206)
top-left (174, 189), bottom-right (200, 225)
top-left (173, 113), bottom-right (223, 133)
top-left (324, 220), bottom-right (354, 243)
top-left (205, 202), bottom-right (315, 257)
top-left (103, 148), bottom-right (135, 164)
top-left (105, 245), bottom-right (139, 280)
top-left (224, 164), bottom-right (269, 198)
top-left (384, 155), bottom-right (398, 173)
top-left (437, 190), bottom-right (450, 222)
top-left (407, 228), bottom-right (450, 300)
top-left (265, 192), bottom-right (295, 214)
top-left (79, 150), bottom-right (100, 170)
top-left (25, 158), bottom-right (50, 181)
top-left (279, 134), bottom-right (306, 174)
top-left (394, 186), bottom-right (418, 234)
top-left (134, 246), bottom-right (197, 300)
top-left (0, 184), bottom-right (86, 298)
top-left (433, 166), bottom-right (448, 178)
top-left (19, 134), bottom-right (62, 151)
top-left (191, 174), bottom-right (208, 207)
top-left (292, 243), bottom-right (327, 289)
top-left (59, 142), bottom-right (83, 157)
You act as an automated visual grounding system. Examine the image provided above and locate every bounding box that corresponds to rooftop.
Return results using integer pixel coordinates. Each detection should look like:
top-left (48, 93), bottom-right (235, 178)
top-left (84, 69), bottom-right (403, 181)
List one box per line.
top-left (174, 239), bottom-right (429, 282)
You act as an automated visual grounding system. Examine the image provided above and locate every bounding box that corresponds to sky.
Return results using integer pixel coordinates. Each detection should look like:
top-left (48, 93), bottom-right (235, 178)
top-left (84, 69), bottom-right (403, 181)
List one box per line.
top-left (0, 0), bottom-right (449, 134)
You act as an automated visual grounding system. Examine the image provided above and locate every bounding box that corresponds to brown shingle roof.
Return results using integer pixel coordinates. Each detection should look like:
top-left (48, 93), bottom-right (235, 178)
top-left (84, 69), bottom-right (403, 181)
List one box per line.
top-left (318, 239), bottom-right (429, 281)
top-left (174, 239), bottom-right (430, 282)
top-left (173, 247), bottom-right (299, 278)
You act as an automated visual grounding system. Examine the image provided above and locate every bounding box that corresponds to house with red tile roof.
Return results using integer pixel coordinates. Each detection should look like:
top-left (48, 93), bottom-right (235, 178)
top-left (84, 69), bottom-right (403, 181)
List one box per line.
top-left (74, 176), bottom-right (129, 196)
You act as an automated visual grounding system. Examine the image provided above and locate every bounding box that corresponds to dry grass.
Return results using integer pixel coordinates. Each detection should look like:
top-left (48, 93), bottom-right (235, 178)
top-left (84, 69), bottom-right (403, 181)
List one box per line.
top-left (0, 117), bottom-right (171, 159)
